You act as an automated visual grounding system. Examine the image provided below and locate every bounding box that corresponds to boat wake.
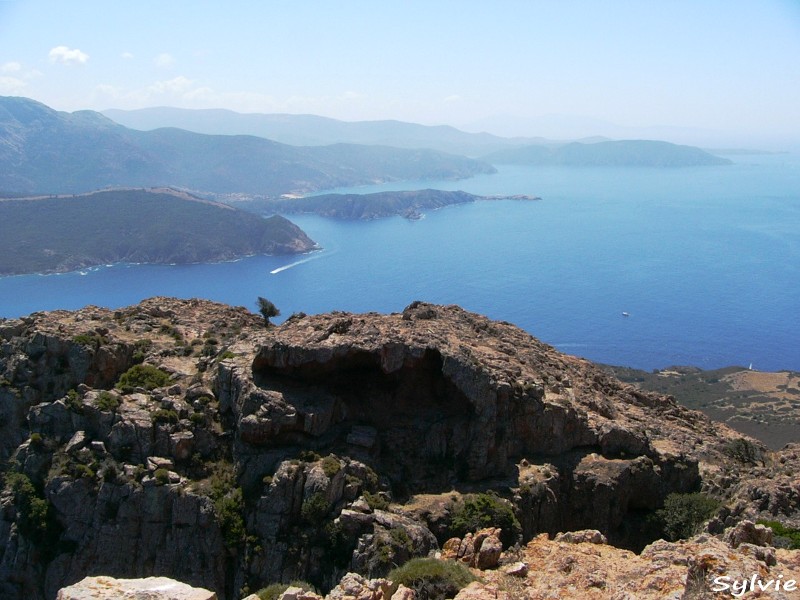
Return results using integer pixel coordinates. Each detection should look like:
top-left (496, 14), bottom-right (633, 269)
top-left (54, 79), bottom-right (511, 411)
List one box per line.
top-left (270, 251), bottom-right (325, 275)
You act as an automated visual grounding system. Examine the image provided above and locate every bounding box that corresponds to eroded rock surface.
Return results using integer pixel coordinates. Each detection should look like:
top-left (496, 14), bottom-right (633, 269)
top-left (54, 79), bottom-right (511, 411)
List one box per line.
top-left (0, 298), bottom-right (794, 600)
top-left (56, 575), bottom-right (216, 600)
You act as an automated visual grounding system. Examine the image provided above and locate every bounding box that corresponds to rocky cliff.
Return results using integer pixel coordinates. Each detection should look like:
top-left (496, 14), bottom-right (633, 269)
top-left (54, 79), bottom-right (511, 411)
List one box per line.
top-left (0, 298), bottom-right (795, 599)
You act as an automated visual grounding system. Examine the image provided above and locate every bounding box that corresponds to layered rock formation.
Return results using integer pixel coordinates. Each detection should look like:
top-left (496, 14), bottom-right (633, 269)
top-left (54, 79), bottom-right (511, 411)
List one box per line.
top-left (0, 298), bottom-right (795, 599)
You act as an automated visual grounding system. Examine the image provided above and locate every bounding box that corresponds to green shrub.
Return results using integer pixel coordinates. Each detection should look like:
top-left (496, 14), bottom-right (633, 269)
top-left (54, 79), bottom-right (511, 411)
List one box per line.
top-left (95, 391), bottom-right (120, 412)
top-left (29, 432), bottom-right (43, 448)
top-left (204, 462), bottom-right (245, 548)
top-left (4, 472), bottom-right (56, 550)
top-left (321, 455), bottom-right (341, 478)
top-left (154, 468), bottom-right (170, 485)
top-left (448, 493), bottom-right (521, 547)
top-left (73, 333), bottom-right (106, 349)
top-left (655, 492), bottom-right (720, 541)
top-left (371, 527), bottom-right (416, 572)
top-left (131, 339), bottom-right (153, 364)
top-left (215, 487), bottom-right (245, 547)
top-left (301, 491), bottom-right (330, 524)
top-left (298, 450), bottom-right (321, 463)
top-left (74, 464), bottom-right (96, 480)
top-left (101, 462), bottom-right (118, 482)
top-left (117, 364), bottom-right (171, 392)
top-left (388, 558), bottom-right (476, 600)
top-left (189, 412), bottom-right (206, 426)
top-left (758, 520), bottom-right (800, 549)
top-left (65, 389), bottom-right (84, 413)
top-left (151, 409), bottom-right (178, 425)
top-left (723, 438), bottom-right (763, 465)
top-left (363, 491), bottom-right (390, 511)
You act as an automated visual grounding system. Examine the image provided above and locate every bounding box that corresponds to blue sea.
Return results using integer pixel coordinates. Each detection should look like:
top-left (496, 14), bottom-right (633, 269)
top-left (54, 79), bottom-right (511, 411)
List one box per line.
top-left (1, 154), bottom-right (798, 372)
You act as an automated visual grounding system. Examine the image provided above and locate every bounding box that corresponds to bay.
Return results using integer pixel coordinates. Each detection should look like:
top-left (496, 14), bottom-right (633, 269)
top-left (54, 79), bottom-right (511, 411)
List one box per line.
top-left (1, 154), bottom-right (798, 372)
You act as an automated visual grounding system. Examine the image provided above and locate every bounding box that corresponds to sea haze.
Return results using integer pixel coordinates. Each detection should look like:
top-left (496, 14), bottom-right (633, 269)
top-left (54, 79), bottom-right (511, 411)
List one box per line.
top-left (1, 154), bottom-right (797, 372)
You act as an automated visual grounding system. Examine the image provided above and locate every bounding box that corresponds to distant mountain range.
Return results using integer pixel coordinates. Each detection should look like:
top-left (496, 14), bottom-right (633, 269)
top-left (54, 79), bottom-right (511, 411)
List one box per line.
top-left (236, 189), bottom-right (540, 220)
top-left (0, 188), bottom-right (316, 275)
top-left (482, 140), bottom-right (732, 167)
top-left (0, 96), bottom-right (495, 196)
top-left (102, 105), bottom-right (732, 167)
top-left (103, 106), bottom-right (551, 156)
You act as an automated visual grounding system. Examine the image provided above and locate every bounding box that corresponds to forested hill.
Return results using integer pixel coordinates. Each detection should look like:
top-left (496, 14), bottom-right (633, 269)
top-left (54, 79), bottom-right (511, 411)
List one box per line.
top-left (0, 188), bottom-right (317, 275)
top-left (0, 96), bottom-right (495, 196)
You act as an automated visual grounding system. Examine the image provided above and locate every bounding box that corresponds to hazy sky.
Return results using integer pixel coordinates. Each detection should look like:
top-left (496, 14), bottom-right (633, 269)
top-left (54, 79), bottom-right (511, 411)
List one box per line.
top-left (1, 0), bottom-right (799, 145)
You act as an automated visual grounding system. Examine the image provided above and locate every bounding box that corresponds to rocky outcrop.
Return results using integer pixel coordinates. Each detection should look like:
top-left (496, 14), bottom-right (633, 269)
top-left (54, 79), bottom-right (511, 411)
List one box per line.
top-left (474, 531), bottom-right (800, 599)
top-left (441, 528), bottom-right (503, 569)
top-left (0, 298), bottom-right (795, 600)
top-left (224, 301), bottom-right (742, 548)
top-left (56, 576), bottom-right (216, 600)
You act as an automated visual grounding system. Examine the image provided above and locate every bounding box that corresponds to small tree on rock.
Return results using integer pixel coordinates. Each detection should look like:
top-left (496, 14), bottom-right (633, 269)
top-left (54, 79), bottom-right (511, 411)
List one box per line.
top-left (256, 297), bottom-right (280, 327)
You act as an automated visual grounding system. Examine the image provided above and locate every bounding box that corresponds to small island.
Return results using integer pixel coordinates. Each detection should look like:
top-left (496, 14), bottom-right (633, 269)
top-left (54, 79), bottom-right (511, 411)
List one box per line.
top-left (0, 188), bottom-right (317, 275)
top-left (237, 189), bottom-right (540, 220)
top-left (483, 139), bottom-right (732, 167)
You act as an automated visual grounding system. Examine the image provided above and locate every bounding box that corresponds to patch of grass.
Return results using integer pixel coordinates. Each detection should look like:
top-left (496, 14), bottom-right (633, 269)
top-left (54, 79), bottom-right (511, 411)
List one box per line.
top-left (758, 520), bottom-right (800, 549)
top-left (256, 581), bottom-right (317, 600)
top-left (388, 558), bottom-right (476, 600)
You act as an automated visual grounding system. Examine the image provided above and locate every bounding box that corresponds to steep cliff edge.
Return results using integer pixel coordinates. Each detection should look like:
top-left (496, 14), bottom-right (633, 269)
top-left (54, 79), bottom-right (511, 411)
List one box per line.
top-left (0, 298), bottom-right (794, 599)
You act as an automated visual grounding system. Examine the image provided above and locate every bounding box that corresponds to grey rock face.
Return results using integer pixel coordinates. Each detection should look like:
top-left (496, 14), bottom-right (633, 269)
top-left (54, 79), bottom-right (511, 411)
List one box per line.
top-left (0, 298), bottom-right (777, 600)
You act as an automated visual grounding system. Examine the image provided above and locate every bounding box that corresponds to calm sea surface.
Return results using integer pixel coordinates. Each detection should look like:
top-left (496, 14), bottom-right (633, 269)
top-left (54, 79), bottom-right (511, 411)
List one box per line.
top-left (2, 154), bottom-right (798, 372)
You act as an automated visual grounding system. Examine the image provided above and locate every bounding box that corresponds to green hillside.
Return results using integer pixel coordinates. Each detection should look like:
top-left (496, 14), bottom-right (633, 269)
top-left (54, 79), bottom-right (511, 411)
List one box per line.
top-left (0, 188), bottom-right (317, 275)
top-left (0, 96), bottom-right (495, 195)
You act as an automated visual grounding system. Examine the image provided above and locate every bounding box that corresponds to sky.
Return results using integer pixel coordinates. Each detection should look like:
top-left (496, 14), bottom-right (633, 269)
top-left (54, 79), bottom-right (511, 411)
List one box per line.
top-left (1, 0), bottom-right (799, 147)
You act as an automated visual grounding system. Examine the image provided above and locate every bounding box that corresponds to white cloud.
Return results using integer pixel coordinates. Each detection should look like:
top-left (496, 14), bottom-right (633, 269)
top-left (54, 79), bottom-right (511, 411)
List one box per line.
top-left (340, 90), bottom-right (363, 101)
top-left (1, 62), bottom-right (21, 73)
top-left (0, 76), bottom-right (27, 93)
top-left (182, 86), bottom-right (215, 102)
top-left (48, 46), bottom-right (89, 66)
top-left (149, 75), bottom-right (193, 94)
top-left (95, 83), bottom-right (123, 97)
top-left (121, 52), bottom-right (134, 60)
top-left (443, 94), bottom-right (462, 104)
top-left (154, 53), bottom-right (175, 68)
